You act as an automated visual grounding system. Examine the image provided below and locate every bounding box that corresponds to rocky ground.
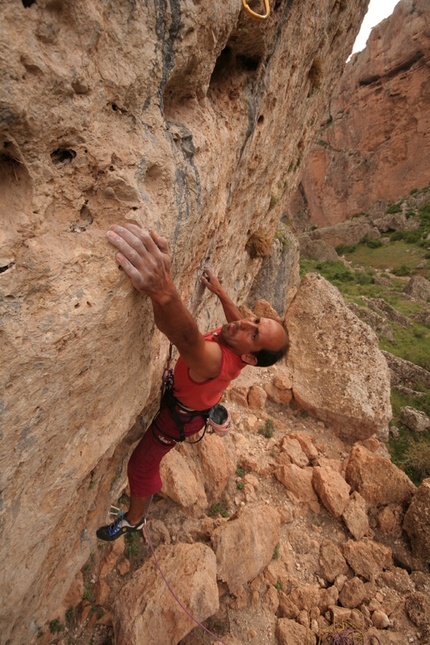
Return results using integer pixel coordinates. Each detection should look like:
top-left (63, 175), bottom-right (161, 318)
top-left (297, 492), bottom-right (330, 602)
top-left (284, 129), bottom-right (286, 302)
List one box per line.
top-left (32, 362), bottom-right (430, 645)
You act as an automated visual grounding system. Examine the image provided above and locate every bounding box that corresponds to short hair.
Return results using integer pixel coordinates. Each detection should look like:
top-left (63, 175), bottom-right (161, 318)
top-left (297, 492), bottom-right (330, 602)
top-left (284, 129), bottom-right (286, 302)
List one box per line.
top-left (252, 342), bottom-right (289, 367)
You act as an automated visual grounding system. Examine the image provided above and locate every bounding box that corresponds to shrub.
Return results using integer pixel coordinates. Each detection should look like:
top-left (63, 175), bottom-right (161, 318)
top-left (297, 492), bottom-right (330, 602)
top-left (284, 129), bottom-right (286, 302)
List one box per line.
top-left (336, 243), bottom-right (357, 254)
top-left (258, 418), bottom-right (274, 438)
top-left (387, 202), bottom-right (402, 214)
top-left (390, 230), bottom-right (405, 241)
top-left (402, 440), bottom-right (430, 480)
top-left (366, 239), bottom-right (383, 249)
top-left (403, 230), bottom-right (423, 244)
top-left (48, 619), bottom-right (64, 634)
top-left (392, 265), bottom-right (411, 276)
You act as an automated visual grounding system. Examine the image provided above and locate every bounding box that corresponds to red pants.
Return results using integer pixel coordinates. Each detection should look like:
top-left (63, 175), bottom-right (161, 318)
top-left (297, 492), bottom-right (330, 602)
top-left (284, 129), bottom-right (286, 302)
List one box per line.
top-left (128, 405), bottom-right (206, 498)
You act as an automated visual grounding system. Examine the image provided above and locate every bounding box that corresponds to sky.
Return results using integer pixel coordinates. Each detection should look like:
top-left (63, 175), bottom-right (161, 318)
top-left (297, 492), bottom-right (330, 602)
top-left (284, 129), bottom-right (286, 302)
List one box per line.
top-left (352, 0), bottom-right (399, 54)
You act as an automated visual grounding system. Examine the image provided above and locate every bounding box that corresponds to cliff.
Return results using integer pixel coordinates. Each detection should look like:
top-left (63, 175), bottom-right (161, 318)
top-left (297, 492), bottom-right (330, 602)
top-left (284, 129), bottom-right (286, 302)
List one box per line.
top-left (288, 0), bottom-right (430, 229)
top-left (0, 0), bottom-right (369, 642)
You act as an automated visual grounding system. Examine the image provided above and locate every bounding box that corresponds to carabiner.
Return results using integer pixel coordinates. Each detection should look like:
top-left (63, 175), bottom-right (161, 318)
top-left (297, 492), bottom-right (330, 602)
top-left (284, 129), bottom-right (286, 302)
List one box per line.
top-left (242, 0), bottom-right (270, 21)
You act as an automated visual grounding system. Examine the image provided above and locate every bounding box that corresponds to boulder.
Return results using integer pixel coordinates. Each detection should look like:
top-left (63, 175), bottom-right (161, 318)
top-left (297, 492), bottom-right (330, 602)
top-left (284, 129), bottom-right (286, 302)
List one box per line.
top-left (312, 466), bottom-right (351, 518)
top-left (400, 406), bottom-right (430, 433)
top-left (319, 540), bottom-right (349, 583)
top-left (285, 274), bottom-right (392, 440)
top-left (211, 504), bottom-right (280, 593)
top-left (403, 276), bottom-right (430, 302)
top-left (275, 464), bottom-right (319, 505)
top-left (276, 618), bottom-right (308, 645)
top-left (298, 234), bottom-right (340, 261)
top-left (382, 351), bottom-right (430, 389)
top-left (279, 437), bottom-right (309, 467)
top-left (342, 539), bottom-right (392, 581)
top-left (309, 219), bottom-right (373, 247)
top-left (160, 449), bottom-right (207, 509)
top-left (339, 577), bottom-right (366, 608)
top-left (345, 444), bottom-right (416, 506)
top-left (113, 543), bottom-right (218, 645)
top-left (403, 478), bottom-right (430, 563)
top-left (342, 491), bottom-right (369, 540)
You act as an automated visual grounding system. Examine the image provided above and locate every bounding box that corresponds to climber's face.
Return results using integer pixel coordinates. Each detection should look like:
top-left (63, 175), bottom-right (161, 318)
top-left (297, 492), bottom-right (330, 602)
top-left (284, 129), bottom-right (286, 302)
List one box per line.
top-left (219, 316), bottom-right (287, 365)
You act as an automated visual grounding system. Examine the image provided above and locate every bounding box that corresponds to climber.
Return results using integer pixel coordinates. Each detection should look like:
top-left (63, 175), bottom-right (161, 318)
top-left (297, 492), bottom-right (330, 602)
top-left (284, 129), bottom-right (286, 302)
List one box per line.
top-left (97, 223), bottom-right (288, 541)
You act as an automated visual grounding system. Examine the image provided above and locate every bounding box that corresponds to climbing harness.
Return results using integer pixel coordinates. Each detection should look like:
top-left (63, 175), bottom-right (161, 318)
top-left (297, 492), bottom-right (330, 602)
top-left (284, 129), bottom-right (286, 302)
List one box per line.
top-left (140, 497), bottom-right (232, 645)
top-left (242, 0), bottom-right (270, 21)
top-left (156, 343), bottom-right (232, 444)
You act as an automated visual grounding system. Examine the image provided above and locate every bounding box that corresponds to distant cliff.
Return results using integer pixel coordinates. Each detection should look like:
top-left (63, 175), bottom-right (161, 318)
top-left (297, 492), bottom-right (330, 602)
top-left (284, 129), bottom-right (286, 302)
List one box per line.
top-left (288, 0), bottom-right (430, 229)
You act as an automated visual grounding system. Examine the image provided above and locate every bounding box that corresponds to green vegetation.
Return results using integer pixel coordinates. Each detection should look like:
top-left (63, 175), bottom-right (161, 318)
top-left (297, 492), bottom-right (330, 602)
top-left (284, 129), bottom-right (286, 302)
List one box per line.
top-left (125, 531), bottom-right (140, 558)
top-left (274, 580), bottom-right (283, 591)
top-left (300, 189), bottom-right (430, 484)
top-left (235, 465), bottom-right (246, 477)
top-left (48, 619), bottom-right (64, 634)
top-left (258, 418), bottom-right (274, 438)
top-left (236, 481), bottom-right (245, 490)
top-left (209, 500), bottom-right (230, 518)
top-left (272, 544), bottom-right (280, 560)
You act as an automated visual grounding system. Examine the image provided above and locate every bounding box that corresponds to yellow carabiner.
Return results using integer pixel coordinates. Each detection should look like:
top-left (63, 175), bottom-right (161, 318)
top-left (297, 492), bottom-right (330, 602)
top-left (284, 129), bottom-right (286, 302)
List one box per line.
top-left (242, 0), bottom-right (270, 21)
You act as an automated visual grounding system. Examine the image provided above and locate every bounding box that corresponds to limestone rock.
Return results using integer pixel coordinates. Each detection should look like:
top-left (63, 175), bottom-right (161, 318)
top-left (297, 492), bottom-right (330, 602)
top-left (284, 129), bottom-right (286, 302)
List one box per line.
top-left (342, 539), bottom-right (392, 581)
top-left (285, 274), bottom-right (392, 440)
top-left (278, 593), bottom-right (300, 619)
top-left (279, 437), bottom-right (309, 468)
top-left (339, 577), bottom-right (366, 609)
top-left (288, 432), bottom-right (319, 462)
top-left (0, 0), bottom-right (371, 639)
top-left (247, 231), bottom-right (301, 317)
top-left (405, 591), bottom-right (430, 628)
top-left (319, 539), bottom-right (349, 583)
top-left (276, 618), bottom-right (308, 645)
top-left (342, 491), bottom-right (369, 540)
top-left (298, 235), bottom-right (340, 261)
top-left (288, 0), bottom-right (430, 226)
top-left (345, 444), bottom-right (416, 506)
top-left (160, 448), bottom-right (207, 509)
top-left (376, 504), bottom-right (404, 536)
top-left (312, 466), bottom-right (351, 518)
top-left (247, 385), bottom-right (267, 410)
top-left (289, 585), bottom-right (320, 611)
top-left (371, 609), bottom-right (391, 629)
top-left (309, 219), bottom-right (373, 247)
top-left (403, 478), bottom-right (430, 563)
top-left (113, 543), bottom-right (218, 645)
top-left (382, 351), bottom-right (430, 389)
top-left (400, 406), bottom-right (430, 432)
top-left (403, 275), bottom-right (430, 302)
top-left (211, 504), bottom-right (280, 593)
top-left (275, 464), bottom-right (319, 505)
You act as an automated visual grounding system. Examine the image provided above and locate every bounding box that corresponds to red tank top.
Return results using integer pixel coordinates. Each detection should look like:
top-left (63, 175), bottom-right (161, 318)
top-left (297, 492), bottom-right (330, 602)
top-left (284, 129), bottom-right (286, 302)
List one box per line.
top-left (173, 327), bottom-right (245, 410)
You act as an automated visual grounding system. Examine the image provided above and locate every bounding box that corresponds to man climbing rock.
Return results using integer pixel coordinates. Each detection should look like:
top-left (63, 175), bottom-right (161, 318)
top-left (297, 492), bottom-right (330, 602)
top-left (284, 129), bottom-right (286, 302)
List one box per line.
top-left (97, 223), bottom-right (288, 541)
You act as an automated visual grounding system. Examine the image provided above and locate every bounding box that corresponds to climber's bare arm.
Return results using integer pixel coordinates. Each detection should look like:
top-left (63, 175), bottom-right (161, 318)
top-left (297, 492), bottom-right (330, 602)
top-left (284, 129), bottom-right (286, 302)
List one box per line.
top-left (201, 266), bottom-right (244, 323)
top-left (106, 224), bottom-right (222, 380)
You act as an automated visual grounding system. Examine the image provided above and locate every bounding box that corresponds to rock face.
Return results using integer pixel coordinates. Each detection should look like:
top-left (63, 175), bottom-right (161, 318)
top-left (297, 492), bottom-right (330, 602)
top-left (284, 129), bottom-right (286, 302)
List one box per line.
top-left (345, 445), bottom-right (416, 506)
top-left (288, 0), bottom-right (430, 227)
top-left (285, 273), bottom-right (392, 440)
top-left (403, 478), bottom-right (430, 563)
top-left (211, 504), bottom-right (280, 593)
top-left (0, 0), bottom-right (369, 641)
top-left (113, 542), bottom-right (219, 645)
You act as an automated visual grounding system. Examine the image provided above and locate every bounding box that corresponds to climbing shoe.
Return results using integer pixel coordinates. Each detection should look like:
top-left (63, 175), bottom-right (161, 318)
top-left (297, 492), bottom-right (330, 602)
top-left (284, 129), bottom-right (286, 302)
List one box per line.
top-left (96, 514), bottom-right (146, 541)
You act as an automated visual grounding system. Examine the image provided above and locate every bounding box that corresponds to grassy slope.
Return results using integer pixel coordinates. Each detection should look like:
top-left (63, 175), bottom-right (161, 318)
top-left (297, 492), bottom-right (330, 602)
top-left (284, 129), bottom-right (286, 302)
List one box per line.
top-left (299, 190), bottom-right (430, 484)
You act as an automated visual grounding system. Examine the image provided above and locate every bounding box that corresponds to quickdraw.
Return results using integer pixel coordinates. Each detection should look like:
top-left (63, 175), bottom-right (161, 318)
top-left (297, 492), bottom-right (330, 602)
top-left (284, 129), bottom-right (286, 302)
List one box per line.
top-left (242, 0), bottom-right (270, 21)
